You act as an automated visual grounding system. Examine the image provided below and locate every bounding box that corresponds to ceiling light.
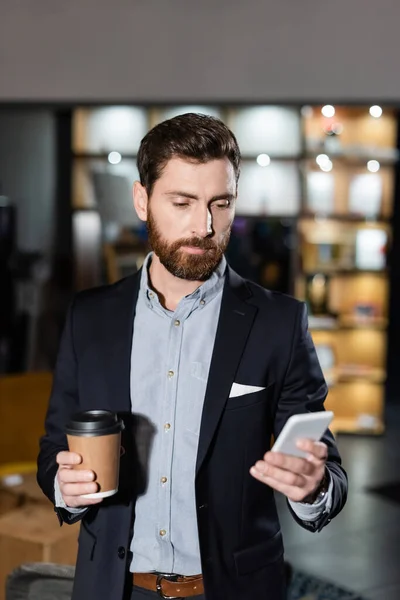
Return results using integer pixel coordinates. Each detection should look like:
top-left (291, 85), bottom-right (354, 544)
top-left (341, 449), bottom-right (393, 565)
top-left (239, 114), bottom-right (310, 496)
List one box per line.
top-left (321, 105), bottom-right (335, 118)
top-left (257, 154), bottom-right (271, 167)
top-left (316, 154), bottom-right (330, 167)
top-left (108, 151), bottom-right (122, 165)
top-left (369, 106), bottom-right (383, 118)
top-left (367, 160), bottom-right (380, 173)
top-left (320, 160), bottom-right (333, 172)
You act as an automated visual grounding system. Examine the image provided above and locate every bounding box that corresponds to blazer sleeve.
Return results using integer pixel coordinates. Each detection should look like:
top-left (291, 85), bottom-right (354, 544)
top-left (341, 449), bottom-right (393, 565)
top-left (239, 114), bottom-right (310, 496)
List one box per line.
top-left (273, 301), bottom-right (348, 533)
top-left (36, 298), bottom-right (89, 525)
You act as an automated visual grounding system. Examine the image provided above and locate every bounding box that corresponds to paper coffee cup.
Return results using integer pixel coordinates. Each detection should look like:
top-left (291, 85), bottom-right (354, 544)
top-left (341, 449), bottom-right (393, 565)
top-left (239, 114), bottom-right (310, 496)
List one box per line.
top-left (66, 410), bottom-right (124, 499)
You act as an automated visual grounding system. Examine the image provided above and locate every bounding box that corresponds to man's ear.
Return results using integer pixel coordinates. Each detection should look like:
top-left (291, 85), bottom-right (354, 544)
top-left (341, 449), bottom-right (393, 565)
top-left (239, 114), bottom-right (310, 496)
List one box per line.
top-left (133, 181), bottom-right (148, 222)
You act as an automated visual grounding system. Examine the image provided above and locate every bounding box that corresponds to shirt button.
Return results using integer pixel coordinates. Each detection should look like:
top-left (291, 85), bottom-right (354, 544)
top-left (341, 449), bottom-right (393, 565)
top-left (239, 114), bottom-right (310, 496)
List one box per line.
top-left (164, 423), bottom-right (171, 431)
top-left (161, 477), bottom-right (168, 484)
top-left (200, 299), bottom-right (205, 305)
top-left (149, 292), bottom-right (154, 298)
top-left (159, 529), bottom-right (167, 537)
top-left (168, 370), bottom-right (174, 378)
top-left (174, 319), bottom-right (180, 327)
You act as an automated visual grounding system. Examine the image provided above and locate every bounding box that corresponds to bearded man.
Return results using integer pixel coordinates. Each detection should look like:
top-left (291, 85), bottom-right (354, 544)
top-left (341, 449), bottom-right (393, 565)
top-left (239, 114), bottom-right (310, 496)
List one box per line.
top-left (37, 113), bottom-right (347, 600)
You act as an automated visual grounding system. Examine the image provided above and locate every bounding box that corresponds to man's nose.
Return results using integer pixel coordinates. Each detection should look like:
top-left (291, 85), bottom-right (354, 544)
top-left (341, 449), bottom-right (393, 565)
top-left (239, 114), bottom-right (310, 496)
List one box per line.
top-left (192, 206), bottom-right (213, 238)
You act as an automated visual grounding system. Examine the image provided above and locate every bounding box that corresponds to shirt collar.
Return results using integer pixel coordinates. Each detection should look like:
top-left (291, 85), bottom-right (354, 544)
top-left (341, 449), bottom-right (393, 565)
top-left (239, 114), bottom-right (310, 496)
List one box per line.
top-left (140, 252), bottom-right (226, 312)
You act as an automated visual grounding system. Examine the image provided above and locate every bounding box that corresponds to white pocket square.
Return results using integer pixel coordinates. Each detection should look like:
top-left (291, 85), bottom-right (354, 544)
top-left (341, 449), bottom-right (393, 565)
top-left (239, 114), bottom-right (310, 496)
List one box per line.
top-left (229, 383), bottom-right (266, 398)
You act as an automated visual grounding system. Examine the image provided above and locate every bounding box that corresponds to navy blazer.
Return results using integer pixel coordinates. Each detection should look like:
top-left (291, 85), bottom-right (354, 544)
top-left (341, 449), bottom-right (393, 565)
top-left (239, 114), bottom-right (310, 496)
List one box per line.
top-left (37, 266), bottom-right (347, 600)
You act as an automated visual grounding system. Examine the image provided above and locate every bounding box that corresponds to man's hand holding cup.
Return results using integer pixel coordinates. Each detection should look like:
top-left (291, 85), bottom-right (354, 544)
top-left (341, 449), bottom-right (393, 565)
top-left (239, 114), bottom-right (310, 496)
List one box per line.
top-left (56, 451), bottom-right (103, 508)
top-left (58, 410), bottom-right (124, 509)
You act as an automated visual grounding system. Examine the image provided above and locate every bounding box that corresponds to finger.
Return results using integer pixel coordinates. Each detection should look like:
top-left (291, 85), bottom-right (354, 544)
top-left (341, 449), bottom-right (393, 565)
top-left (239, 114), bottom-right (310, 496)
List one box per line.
top-left (263, 452), bottom-right (314, 476)
top-left (61, 482), bottom-right (99, 497)
top-left (56, 451), bottom-right (82, 466)
top-left (250, 469), bottom-right (310, 503)
top-left (253, 462), bottom-right (306, 488)
top-left (58, 469), bottom-right (95, 484)
top-left (296, 440), bottom-right (328, 461)
top-left (63, 495), bottom-right (104, 508)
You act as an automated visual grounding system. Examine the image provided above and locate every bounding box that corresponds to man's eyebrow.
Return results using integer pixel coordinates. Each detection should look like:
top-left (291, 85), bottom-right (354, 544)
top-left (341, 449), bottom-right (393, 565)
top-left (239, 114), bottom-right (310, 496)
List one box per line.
top-left (165, 191), bottom-right (199, 200)
top-left (165, 191), bottom-right (235, 202)
top-left (210, 193), bottom-right (235, 202)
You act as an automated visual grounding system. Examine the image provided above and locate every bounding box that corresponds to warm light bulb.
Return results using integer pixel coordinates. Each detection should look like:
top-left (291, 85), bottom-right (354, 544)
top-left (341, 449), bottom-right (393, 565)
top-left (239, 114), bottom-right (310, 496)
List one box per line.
top-left (367, 160), bottom-right (380, 173)
top-left (321, 105), bottom-right (335, 118)
top-left (316, 154), bottom-right (330, 167)
top-left (108, 151), bottom-right (122, 165)
top-left (369, 105), bottom-right (383, 118)
top-left (257, 154), bottom-right (271, 167)
top-left (320, 160), bottom-right (333, 172)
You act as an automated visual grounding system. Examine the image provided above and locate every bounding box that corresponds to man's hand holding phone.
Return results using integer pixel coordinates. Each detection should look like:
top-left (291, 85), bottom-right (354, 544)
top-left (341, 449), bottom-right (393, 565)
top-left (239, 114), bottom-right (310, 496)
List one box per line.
top-left (250, 438), bottom-right (328, 503)
top-left (249, 411), bottom-right (332, 503)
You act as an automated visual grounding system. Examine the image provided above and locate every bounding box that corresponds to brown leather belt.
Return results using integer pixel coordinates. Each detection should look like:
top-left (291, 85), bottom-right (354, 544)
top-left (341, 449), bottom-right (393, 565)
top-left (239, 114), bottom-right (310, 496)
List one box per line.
top-left (133, 573), bottom-right (204, 598)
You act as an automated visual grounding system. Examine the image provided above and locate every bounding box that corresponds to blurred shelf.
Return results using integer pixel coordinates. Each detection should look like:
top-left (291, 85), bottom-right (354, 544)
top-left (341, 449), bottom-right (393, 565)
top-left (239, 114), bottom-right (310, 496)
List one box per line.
top-left (339, 315), bottom-right (387, 329)
top-left (299, 213), bottom-right (392, 224)
top-left (308, 316), bottom-right (337, 329)
top-left (73, 153), bottom-right (138, 160)
top-left (235, 213), bottom-right (299, 220)
top-left (241, 155), bottom-right (302, 161)
top-left (324, 367), bottom-right (386, 385)
top-left (302, 268), bottom-right (389, 277)
top-left (71, 206), bottom-right (100, 212)
top-left (305, 151), bottom-right (398, 165)
top-left (72, 151), bottom-right (398, 165)
top-left (330, 416), bottom-right (384, 436)
top-left (309, 315), bottom-right (387, 331)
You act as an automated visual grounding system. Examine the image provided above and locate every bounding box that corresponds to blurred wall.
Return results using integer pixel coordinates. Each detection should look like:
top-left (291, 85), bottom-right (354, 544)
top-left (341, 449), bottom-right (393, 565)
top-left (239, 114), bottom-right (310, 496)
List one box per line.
top-left (0, 110), bottom-right (56, 253)
top-left (0, 0), bottom-right (400, 103)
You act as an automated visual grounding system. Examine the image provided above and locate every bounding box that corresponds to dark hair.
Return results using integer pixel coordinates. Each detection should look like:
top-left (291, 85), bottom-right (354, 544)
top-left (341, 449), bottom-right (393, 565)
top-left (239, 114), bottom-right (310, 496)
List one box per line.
top-left (137, 113), bottom-right (241, 195)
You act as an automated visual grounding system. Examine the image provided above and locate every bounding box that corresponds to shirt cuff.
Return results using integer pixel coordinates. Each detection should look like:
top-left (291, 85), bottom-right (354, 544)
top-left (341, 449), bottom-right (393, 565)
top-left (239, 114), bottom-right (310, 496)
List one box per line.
top-left (54, 472), bottom-right (87, 514)
top-left (288, 471), bottom-right (333, 522)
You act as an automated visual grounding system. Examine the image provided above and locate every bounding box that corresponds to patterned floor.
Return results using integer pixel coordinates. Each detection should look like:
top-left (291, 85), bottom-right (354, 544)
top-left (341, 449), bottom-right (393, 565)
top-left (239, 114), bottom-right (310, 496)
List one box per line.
top-left (289, 568), bottom-right (365, 600)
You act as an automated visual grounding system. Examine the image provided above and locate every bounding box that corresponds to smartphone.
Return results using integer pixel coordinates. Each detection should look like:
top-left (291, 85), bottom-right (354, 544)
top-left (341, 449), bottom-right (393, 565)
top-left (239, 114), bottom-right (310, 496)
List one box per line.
top-left (271, 411), bottom-right (334, 458)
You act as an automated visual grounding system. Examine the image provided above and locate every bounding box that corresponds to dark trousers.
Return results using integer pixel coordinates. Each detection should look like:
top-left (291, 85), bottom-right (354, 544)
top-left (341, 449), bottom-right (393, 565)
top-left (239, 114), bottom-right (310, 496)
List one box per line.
top-left (131, 585), bottom-right (206, 599)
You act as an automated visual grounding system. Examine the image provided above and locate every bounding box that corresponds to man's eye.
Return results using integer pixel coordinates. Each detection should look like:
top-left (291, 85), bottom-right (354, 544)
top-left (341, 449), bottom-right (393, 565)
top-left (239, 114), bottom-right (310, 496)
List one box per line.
top-left (214, 201), bottom-right (230, 209)
top-left (173, 202), bottom-right (190, 208)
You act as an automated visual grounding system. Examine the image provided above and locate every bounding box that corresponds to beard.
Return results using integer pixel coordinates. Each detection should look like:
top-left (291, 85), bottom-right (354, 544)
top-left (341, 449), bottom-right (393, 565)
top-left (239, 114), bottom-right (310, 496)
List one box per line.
top-left (146, 208), bottom-right (231, 281)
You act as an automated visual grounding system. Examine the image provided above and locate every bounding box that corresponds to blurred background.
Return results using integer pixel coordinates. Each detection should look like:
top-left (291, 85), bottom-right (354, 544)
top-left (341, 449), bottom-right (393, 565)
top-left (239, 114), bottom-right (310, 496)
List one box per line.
top-left (0, 1), bottom-right (400, 599)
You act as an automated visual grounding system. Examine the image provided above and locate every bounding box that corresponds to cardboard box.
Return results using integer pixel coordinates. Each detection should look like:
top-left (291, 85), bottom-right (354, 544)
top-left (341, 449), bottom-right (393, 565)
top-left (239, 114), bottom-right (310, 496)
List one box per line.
top-left (0, 472), bottom-right (50, 517)
top-left (0, 504), bottom-right (79, 600)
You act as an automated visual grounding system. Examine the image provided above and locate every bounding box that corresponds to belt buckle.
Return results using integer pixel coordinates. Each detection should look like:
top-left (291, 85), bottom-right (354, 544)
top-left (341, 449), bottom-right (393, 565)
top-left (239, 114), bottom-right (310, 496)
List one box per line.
top-left (156, 573), bottom-right (180, 599)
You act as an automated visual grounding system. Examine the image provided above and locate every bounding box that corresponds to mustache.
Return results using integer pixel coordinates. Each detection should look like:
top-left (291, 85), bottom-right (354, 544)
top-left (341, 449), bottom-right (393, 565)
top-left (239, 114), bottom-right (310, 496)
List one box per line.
top-left (174, 237), bottom-right (218, 251)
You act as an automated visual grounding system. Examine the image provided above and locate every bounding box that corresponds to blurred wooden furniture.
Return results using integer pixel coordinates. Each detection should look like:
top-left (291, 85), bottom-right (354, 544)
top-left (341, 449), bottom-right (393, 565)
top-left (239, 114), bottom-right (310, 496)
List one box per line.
top-left (103, 239), bottom-right (146, 284)
top-left (0, 374), bottom-right (76, 600)
top-left (0, 373), bottom-right (53, 466)
top-left (0, 505), bottom-right (79, 600)
top-left (0, 472), bottom-right (51, 517)
top-left (296, 106), bottom-right (397, 435)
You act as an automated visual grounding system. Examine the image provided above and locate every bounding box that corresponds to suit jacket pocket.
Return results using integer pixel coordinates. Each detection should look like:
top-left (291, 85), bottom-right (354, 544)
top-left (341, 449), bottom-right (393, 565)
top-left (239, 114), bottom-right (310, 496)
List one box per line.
top-left (225, 382), bottom-right (275, 411)
top-left (233, 530), bottom-right (283, 575)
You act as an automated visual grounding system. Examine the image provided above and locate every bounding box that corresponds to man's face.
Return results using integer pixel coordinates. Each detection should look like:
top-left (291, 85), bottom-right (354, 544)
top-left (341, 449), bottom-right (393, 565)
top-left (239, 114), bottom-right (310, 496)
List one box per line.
top-left (134, 157), bottom-right (237, 281)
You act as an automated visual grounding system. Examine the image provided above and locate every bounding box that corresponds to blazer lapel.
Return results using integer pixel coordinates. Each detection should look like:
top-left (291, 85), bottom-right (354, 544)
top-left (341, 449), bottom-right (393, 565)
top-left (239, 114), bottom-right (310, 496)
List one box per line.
top-left (99, 271), bottom-right (141, 414)
top-left (196, 267), bottom-right (257, 475)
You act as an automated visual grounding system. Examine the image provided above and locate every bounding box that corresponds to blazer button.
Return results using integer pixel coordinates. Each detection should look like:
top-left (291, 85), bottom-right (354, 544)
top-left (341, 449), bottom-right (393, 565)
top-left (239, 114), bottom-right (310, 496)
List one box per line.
top-left (117, 546), bottom-right (126, 559)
